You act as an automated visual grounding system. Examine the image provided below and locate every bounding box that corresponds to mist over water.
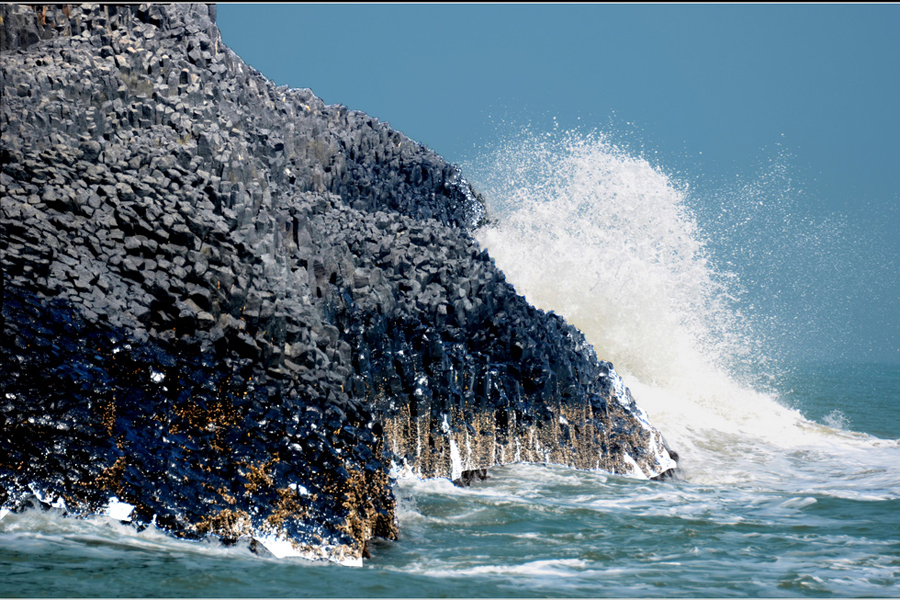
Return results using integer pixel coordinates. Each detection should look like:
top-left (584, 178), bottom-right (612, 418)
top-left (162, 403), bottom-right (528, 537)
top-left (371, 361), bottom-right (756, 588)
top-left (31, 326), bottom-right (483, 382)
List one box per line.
top-left (688, 144), bottom-right (900, 368)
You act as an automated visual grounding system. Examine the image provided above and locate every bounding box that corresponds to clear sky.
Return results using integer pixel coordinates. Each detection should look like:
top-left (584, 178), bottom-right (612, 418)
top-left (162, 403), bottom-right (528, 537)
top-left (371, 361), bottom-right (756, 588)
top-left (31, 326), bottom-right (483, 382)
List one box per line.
top-left (217, 4), bottom-right (899, 364)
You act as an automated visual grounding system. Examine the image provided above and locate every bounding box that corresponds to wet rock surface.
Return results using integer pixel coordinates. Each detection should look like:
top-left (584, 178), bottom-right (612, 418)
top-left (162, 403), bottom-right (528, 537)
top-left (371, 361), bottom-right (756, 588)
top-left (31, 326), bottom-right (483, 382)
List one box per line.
top-left (0, 4), bottom-right (676, 563)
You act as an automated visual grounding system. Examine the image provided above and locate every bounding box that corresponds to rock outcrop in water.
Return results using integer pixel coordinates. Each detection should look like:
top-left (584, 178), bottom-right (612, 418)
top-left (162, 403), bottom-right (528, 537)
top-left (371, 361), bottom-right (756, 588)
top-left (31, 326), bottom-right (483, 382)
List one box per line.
top-left (0, 4), bottom-right (677, 564)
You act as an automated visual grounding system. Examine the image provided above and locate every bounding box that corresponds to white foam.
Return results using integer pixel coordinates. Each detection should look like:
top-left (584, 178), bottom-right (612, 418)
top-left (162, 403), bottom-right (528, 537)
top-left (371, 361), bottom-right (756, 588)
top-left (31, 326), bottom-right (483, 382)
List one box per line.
top-left (395, 557), bottom-right (592, 580)
top-left (448, 440), bottom-right (463, 482)
top-left (27, 482), bottom-right (47, 504)
top-left (779, 496), bottom-right (817, 509)
top-left (467, 558), bottom-right (589, 577)
top-left (254, 533), bottom-right (303, 559)
top-left (288, 483), bottom-right (310, 496)
top-left (823, 409), bottom-right (849, 431)
top-left (620, 453), bottom-right (647, 479)
top-left (103, 497), bottom-right (134, 521)
top-left (467, 129), bottom-right (900, 491)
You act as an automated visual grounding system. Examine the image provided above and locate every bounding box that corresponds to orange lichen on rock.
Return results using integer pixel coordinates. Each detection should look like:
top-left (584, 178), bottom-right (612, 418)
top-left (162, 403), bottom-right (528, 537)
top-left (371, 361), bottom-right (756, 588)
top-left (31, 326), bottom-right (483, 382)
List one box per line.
top-left (192, 508), bottom-right (253, 541)
top-left (240, 456), bottom-right (277, 493)
top-left (337, 467), bottom-right (397, 558)
top-left (90, 455), bottom-right (127, 495)
top-left (265, 486), bottom-right (308, 529)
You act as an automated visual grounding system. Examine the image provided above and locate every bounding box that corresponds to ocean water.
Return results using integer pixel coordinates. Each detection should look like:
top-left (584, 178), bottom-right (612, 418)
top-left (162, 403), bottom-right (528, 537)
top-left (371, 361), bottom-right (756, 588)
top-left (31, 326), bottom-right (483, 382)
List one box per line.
top-left (2, 131), bottom-right (899, 598)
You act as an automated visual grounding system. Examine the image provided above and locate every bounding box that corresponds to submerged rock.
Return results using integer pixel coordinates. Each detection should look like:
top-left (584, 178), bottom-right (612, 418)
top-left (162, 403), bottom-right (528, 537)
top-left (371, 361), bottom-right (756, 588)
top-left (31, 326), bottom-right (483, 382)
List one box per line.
top-left (0, 4), bottom-right (677, 564)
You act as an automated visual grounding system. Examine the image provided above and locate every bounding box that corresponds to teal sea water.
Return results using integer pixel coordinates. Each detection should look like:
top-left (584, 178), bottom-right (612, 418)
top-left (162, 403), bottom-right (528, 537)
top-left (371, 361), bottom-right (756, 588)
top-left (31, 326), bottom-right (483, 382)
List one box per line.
top-left (2, 363), bottom-right (897, 598)
top-left (2, 132), bottom-right (899, 598)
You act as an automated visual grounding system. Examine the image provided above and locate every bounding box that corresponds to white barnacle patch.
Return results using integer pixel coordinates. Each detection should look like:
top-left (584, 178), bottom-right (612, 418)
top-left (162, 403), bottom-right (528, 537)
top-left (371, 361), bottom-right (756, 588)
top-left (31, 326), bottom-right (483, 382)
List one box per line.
top-left (149, 368), bottom-right (165, 384)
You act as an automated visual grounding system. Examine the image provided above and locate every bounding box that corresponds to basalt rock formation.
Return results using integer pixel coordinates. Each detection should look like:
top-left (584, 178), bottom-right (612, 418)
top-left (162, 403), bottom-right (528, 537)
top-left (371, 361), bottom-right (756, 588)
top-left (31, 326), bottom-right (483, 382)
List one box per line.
top-left (0, 4), bottom-right (677, 564)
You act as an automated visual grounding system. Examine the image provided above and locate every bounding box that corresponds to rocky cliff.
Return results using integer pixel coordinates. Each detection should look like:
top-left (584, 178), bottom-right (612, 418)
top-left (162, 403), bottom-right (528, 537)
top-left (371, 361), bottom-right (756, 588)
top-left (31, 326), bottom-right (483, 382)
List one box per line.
top-left (0, 4), bottom-right (677, 564)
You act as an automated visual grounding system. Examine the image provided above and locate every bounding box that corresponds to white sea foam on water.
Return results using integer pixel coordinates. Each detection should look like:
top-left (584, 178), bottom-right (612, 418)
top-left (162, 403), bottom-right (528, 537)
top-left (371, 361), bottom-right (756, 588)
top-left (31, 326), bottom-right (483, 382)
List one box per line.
top-left (0, 506), bottom-right (233, 556)
top-left (385, 454), bottom-right (898, 597)
top-left (822, 409), bottom-right (848, 430)
top-left (0, 503), bottom-right (376, 573)
top-left (103, 497), bottom-right (135, 521)
top-left (400, 557), bottom-right (592, 580)
top-left (252, 533), bottom-right (363, 567)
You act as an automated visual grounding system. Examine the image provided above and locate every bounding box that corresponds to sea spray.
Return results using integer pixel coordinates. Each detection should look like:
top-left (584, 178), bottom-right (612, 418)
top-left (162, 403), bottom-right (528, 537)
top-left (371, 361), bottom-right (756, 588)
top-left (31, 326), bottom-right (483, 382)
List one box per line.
top-left (466, 128), bottom-right (900, 487)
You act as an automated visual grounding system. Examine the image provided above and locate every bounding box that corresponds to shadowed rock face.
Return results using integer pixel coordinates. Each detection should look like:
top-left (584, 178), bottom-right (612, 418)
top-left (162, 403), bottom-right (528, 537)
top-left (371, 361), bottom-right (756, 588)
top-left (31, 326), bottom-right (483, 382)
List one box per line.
top-left (0, 4), bottom-right (677, 563)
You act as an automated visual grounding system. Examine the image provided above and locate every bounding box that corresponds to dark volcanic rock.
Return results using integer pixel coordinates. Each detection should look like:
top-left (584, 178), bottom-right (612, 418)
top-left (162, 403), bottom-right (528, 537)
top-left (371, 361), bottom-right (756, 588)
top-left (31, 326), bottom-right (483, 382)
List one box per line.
top-left (0, 4), bottom-right (677, 563)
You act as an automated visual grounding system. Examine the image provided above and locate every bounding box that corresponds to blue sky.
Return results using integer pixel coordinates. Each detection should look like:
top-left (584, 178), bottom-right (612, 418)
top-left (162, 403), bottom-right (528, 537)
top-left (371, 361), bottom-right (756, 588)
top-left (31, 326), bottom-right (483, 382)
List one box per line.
top-left (217, 4), bottom-right (899, 363)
